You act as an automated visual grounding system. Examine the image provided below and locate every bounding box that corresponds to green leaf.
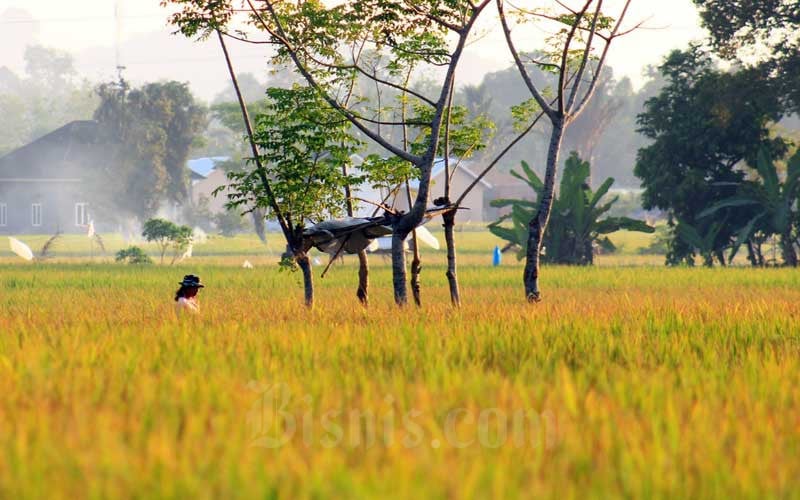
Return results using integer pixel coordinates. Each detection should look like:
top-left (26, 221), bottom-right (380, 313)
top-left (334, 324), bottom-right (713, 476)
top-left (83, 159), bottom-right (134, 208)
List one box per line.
top-left (489, 198), bottom-right (537, 209)
top-left (728, 212), bottom-right (767, 262)
top-left (698, 198), bottom-right (759, 219)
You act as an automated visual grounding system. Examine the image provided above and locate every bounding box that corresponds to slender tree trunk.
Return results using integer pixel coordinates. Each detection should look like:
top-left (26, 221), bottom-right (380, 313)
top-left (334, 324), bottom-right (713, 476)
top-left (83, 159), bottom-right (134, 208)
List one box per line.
top-left (755, 241), bottom-right (765, 266)
top-left (746, 240), bottom-right (758, 267)
top-left (523, 118), bottom-right (565, 302)
top-left (442, 210), bottom-right (461, 306)
top-left (405, 180), bottom-right (422, 307)
top-left (391, 231), bottom-right (409, 306)
top-left (781, 228), bottom-right (798, 267)
top-left (296, 253), bottom-right (314, 308)
top-left (410, 239), bottom-right (422, 307)
top-left (252, 207), bottom-right (267, 243)
top-left (343, 162), bottom-right (369, 306)
top-left (584, 238), bottom-right (594, 266)
top-left (356, 250), bottom-right (369, 306)
top-left (715, 249), bottom-right (727, 267)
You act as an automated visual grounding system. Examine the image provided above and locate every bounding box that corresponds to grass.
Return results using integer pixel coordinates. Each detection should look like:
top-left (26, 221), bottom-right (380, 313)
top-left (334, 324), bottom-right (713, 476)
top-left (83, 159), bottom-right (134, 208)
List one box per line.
top-left (0, 248), bottom-right (799, 498)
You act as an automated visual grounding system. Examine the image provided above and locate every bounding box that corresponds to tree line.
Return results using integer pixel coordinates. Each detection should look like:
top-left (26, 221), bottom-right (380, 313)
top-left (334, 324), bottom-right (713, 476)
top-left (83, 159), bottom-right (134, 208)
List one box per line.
top-left (636, 0), bottom-right (800, 267)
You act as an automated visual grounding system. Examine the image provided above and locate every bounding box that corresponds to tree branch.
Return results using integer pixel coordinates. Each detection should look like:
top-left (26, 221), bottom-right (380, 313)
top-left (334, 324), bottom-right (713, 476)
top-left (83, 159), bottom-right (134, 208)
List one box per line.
top-left (572, 0), bottom-right (633, 118)
top-left (250, 0), bottom-right (423, 165)
top-left (497, 0), bottom-right (556, 121)
top-left (566, 0), bottom-right (603, 113)
top-left (557, 0), bottom-right (593, 115)
top-left (215, 29), bottom-right (294, 242)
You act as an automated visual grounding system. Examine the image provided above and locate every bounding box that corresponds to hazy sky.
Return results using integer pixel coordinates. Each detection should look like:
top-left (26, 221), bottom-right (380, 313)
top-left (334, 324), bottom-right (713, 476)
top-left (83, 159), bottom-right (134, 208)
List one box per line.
top-left (0, 0), bottom-right (707, 100)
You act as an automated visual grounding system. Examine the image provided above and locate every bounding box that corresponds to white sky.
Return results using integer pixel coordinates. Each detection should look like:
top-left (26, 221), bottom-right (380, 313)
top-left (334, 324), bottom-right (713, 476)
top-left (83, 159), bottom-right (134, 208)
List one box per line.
top-left (0, 0), bottom-right (708, 100)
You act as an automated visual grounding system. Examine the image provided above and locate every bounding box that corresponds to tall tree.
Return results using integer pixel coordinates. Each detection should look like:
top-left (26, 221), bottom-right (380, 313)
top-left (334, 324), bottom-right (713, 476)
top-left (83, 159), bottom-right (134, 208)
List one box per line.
top-left (221, 85), bottom-right (363, 307)
top-left (634, 45), bottom-right (787, 265)
top-left (94, 79), bottom-right (207, 220)
top-left (693, 0), bottom-right (800, 113)
top-left (0, 46), bottom-right (97, 155)
top-left (497, 0), bottom-right (637, 301)
top-left (165, 0), bottom-right (500, 306)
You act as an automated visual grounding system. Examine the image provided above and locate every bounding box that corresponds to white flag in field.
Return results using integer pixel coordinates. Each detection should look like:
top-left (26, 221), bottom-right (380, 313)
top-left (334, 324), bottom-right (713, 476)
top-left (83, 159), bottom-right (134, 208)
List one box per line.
top-left (9, 237), bottom-right (34, 261)
top-left (86, 220), bottom-right (95, 238)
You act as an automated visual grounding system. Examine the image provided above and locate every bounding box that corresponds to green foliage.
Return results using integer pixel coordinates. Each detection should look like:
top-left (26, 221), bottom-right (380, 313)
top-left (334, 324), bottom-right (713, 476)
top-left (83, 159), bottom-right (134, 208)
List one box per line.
top-left (94, 80), bottom-right (207, 220)
top-left (693, 0), bottom-right (800, 113)
top-left (142, 218), bottom-right (192, 264)
top-left (489, 153), bottom-right (654, 265)
top-left (114, 246), bottom-right (153, 265)
top-left (699, 148), bottom-right (800, 266)
top-left (213, 210), bottom-right (248, 237)
top-left (0, 46), bottom-right (98, 156)
top-left (220, 85), bottom-right (363, 243)
top-left (407, 100), bottom-right (495, 159)
top-left (634, 45), bottom-right (787, 265)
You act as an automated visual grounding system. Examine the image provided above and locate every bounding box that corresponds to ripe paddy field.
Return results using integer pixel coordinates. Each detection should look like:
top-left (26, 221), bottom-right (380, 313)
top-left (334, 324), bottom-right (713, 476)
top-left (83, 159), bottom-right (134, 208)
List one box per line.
top-left (0, 230), bottom-right (799, 498)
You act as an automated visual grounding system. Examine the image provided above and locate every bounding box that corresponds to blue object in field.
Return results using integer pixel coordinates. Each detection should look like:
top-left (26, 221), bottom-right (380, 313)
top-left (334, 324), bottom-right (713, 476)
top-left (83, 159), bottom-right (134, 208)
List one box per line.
top-left (493, 245), bottom-right (502, 266)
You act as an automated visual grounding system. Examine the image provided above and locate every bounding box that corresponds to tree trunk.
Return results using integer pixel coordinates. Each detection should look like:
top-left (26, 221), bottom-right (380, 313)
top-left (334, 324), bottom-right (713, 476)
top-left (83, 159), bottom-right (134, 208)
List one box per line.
top-left (296, 253), bottom-right (314, 308)
top-left (356, 250), bottom-right (369, 306)
top-left (715, 249), bottom-right (727, 267)
top-left (410, 236), bottom-right (422, 307)
top-left (523, 118), bottom-right (565, 302)
top-left (755, 240), bottom-right (765, 266)
top-left (442, 210), bottom-right (461, 306)
top-left (252, 207), bottom-right (267, 243)
top-left (343, 156), bottom-right (369, 307)
top-left (746, 240), bottom-right (758, 267)
top-left (582, 236), bottom-right (593, 266)
top-left (391, 231), bottom-right (409, 306)
top-left (781, 229), bottom-right (798, 267)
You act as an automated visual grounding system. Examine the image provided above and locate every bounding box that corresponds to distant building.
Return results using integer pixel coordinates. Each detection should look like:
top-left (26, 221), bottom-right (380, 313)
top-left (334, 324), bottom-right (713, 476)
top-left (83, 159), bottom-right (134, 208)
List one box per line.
top-left (0, 120), bottom-right (102, 234)
top-left (187, 157), bottom-right (232, 214)
top-left (393, 159), bottom-right (493, 222)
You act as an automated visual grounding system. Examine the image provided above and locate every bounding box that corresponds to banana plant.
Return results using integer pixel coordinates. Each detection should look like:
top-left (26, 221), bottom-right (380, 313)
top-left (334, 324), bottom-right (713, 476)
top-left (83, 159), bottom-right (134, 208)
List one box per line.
top-left (489, 153), bottom-right (654, 265)
top-left (674, 218), bottom-right (728, 266)
top-left (699, 148), bottom-right (800, 266)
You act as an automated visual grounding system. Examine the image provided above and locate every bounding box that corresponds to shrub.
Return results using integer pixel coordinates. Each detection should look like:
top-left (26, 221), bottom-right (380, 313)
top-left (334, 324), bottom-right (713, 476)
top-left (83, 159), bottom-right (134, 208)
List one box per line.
top-left (115, 246), bottom-right (153, 264)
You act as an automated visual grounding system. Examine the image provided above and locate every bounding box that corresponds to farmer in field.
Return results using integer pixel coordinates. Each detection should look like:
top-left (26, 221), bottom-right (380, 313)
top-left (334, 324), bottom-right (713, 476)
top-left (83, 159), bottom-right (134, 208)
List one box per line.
top-left (175, 274), bottom-right (204, 315)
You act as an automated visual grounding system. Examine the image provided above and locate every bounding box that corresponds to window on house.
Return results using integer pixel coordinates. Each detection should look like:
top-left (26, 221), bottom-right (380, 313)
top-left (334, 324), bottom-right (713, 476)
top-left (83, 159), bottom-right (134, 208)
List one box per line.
top-left (0, 203), bottom-right (6, 227)
top-left (32, 203), bottom-right (42, 227)
top-left (75, 203), bottom-right (89, 226)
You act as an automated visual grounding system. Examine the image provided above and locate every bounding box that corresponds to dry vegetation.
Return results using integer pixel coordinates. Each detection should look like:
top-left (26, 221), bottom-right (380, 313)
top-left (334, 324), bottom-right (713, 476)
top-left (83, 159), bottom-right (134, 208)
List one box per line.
top-left (0, 236), bottom-right (799, 497)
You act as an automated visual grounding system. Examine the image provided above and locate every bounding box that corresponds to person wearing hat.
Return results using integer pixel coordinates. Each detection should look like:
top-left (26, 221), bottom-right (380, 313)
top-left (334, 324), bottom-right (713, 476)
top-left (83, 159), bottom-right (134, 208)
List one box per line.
top-left (175, 274), bottom-right (204, 315)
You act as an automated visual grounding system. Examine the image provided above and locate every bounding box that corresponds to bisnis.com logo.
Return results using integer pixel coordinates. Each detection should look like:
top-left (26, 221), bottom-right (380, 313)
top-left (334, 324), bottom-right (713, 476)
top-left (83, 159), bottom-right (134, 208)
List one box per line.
top-left (246, 381), bottom-right (559, 450)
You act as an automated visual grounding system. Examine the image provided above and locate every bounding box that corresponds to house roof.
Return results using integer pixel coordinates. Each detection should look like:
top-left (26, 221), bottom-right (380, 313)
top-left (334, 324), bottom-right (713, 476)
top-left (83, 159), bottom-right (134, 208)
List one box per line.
top-left (0, 120), bottom-right (102, 180)
top-left (187, 156), bottom-right (229, 178)
top-left (407, 158), bottom-right (493, 191)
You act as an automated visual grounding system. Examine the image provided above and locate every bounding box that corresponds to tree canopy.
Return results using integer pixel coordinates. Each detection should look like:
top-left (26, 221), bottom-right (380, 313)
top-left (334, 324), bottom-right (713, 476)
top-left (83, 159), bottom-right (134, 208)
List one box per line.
top-left (693, 0), bottom-right (800, 113)
top-left (634, 45), bottom-right (788, 265)
top-left (93, 80), bottom-right (207, 220)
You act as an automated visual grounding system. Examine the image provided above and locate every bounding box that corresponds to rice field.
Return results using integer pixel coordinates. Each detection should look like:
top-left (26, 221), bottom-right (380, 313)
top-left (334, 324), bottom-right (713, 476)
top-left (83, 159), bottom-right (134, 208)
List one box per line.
top-left (1, 230), bottom-right (799, 498)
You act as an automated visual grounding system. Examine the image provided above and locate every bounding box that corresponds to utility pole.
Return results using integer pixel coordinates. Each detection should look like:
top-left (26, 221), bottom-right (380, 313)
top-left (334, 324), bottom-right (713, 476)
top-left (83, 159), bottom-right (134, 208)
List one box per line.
top-left (115, 0), bottom-right (126, 83)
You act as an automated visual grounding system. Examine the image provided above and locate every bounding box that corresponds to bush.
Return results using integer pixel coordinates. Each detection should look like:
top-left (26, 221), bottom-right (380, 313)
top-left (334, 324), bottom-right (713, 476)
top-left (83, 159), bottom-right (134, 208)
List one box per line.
top-left (142, 218), bottom-right (192, 264)
top-left (115, 246), bottom-right (153, 264)
top-left (213, 209), bottom-right (248, 237)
